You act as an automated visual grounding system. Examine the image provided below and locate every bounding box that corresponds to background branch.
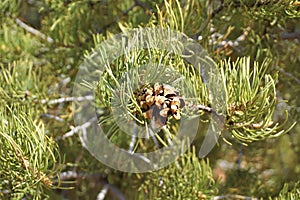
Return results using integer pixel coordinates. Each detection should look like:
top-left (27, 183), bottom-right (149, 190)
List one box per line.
top-left (15, 18), bottom-right (54, 43)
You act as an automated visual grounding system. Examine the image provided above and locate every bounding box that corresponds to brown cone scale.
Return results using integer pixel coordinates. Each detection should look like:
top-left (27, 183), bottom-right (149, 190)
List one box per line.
top-left (134, 83), bottom-right (185, 128)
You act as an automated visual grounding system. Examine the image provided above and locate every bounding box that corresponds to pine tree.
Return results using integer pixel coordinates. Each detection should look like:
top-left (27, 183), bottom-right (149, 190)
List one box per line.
top-left (0, 0), bottom-right (299, 199)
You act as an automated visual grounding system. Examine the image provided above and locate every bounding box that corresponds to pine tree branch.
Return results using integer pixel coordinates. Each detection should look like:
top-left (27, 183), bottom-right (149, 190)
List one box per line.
top-left (97, 0), bottom-right (153, 33)
top-left (58, 171), bottom-right (105, 181)
top-left (128, 121), bottom-right (137, 153)
top-left (281, 31), bottom-right (300, 40)
top-left (58, 171), bottom-right (127, 200)
top-left (56, 117), bottom-right (97, 140)
top-left (211, 0), bottom-right (273, 18)
top-left (213, 194), bottom-right (258, 200)
top-left (211, 0), bottom-right (225, 18)
top-left (98, 184), bottom-right (127, 200)
top-left (40, 95), bottom-right (94, 105)
top-left (277, 68), bottom-right (300, 85)
top-left (40, 114), bottom-right (65, 122)
top-left (134, 0), bottom-right (152, 13)
top-left (15, 18), bottom-right (54, 43)
top-left (195, 104), bottom-right (213, 112)
top-left (96, 184), bottom-right (109, 200)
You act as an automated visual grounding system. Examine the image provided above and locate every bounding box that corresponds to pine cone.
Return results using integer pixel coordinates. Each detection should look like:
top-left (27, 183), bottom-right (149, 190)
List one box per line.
top-left (134, 83), bottom-right (185, 128)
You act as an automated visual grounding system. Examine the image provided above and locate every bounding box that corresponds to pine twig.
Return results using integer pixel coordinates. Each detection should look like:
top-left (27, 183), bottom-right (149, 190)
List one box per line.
top-left (97, 2), bottom-right (138, 33)
top-left (15, 18), bottom-right (54, 43)
top-left (213, 194), bottom-right (258, 200)
top-left (59, 171), bottom-right (83, 180)
top-left (134, 0), bottom-right (152, 13)
top-left (128, 121), bottom-right (137, 153)
top-left (211, 0), bottom-right (272, 18)
top-left (196, 104), bottom-right (213, 112)
top-left (40, 113), bottom-right (64, 122)
top-left (96, 184), bottom-right (109, 200)
top-left (56, 117), bottom-right (97, 140)
top-left (40, 95), bottom-right (94, 105)
top-left (281, 31), bottom-right (300, 40)
top-left (58, 171), bottom-right (127, 200)
top-left (97, 184), bottom-right (127, 200)
top-left (277, 68), bottom-right (300, 85)
top-left (59, 171), bottom-right (105, 181)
